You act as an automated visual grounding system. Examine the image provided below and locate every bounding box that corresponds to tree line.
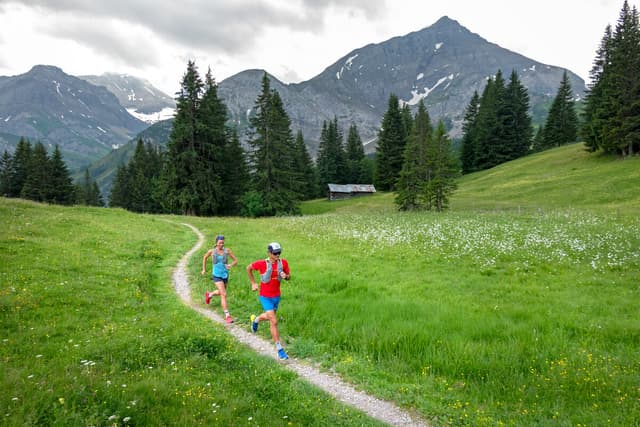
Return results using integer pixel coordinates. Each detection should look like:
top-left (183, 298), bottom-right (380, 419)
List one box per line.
top-left (0, 138), bottom-right (103, 206)
top-left (582, 0), bottom-right (640, 156)
top-left (108, 63), bottom-right (378, 216)
top-left (3, 1), bottom-right (636, 215)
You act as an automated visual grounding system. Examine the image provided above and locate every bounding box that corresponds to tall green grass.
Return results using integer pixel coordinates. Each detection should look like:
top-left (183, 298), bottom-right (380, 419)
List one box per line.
top-left (0, 199), bottom-right (383, 426)
top-left (2, 143), bottom-right (639, 426)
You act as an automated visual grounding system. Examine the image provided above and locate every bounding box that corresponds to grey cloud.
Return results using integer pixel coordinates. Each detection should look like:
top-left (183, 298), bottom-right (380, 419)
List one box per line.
top-left (5, 0), bottom-right (387, 55)
top-left (38, 14), bottom-right (163, 68)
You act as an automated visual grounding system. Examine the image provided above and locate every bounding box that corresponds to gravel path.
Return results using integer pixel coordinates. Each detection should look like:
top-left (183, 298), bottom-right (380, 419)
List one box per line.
top-left (172, 222), bottom-right (429, 427)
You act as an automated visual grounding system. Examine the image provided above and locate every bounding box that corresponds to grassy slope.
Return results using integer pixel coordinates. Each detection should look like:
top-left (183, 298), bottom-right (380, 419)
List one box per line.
top-left (303, 143), bottom-right (640, 216)
top-left (1, 143), bottom-right (638, 426)
top-left (0, 201), bottom-right (383, 426)
top-left (451, 143), bottom-right (640, 214)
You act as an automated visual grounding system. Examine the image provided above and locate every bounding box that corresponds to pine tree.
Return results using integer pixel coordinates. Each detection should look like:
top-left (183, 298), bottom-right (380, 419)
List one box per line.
top-left (608, 2), bottom-right (640, 155)
top-left (109, 164), bottom-right (130, 209)
top-left (219, 127), bottom-right (249, 215)
top-left (582, 25), bottom-right (612, 152)
top-left (531, 125), bottom-right (545, 153)
top-left (460, 91), bottom-right (480, 174)
top-left (345, 123), bottom-right (366, 184)
top-left (46, 145), bottom-right (75, 205)
top-left (375, 94), bottom-right (406, 191)
top-left (10, 138), bottom-right (32, 198)
top-left (195, 68), bottom-right (226, 215)
top-left (429, 121), bottom-right (458, 212)
top-left (395, 101), bottom-right (432, 210)
top-left (503, 70), bottom-right (533, 160)
top-left (542, 70), bottom-right (578, 149)
top-left (246, 73), bottom-right (301, 216)
top-left (20, 142), bottom-right (49, 202)
top-left (292, 130), bottom-right (317, 200)
top-left (77, 168), bottom-right (103, 206)
top-left (160, 60), bottom-right (205, 215)
top-left (474, 72), bottom-right (507, 171)
top-left (316, 117), bottom-right (346, 190)
top-left (582, 2), bottom-right (640, 156)
top-left (0, 150), bottom-right (14, 197)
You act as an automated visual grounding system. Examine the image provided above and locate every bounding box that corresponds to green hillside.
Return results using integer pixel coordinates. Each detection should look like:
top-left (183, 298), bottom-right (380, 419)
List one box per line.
top-left (303, 142), bottom-right (639, 215)
top-left (451, 142), bottom-right (640, 214)
top-left (2, 143), bottom-right (638, 426)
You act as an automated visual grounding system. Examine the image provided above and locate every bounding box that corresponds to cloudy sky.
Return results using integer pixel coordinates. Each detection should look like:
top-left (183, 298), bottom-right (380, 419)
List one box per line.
top-left (0, 0), bottom-right (633, 96)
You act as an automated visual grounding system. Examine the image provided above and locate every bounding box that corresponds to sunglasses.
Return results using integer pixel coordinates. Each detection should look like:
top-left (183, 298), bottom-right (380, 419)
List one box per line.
top-left (272, 251), bottom-right (281, 255)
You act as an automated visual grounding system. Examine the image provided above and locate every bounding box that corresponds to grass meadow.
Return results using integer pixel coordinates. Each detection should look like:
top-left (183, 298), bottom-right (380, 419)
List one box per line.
top-left (2, 143), bottom-right (639, 426)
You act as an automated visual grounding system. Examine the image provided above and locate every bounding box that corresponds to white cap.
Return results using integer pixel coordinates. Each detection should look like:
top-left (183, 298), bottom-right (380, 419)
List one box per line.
top-left (267, 242), bottom-right (282, 253)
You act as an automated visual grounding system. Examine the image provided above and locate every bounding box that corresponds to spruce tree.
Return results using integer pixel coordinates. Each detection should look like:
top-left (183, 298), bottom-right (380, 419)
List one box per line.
top-left (219, 127), bottom-right (249, 215)
top-left (10, 138), bottom-right (32, 198)
top-left (429, 121), bottom-right (458, 212)
top-left (543, 70), bottom-right (578, 149)
top-left (316, 118), bottom-right (346, 190)
top-left (345, 123), bottom-right (366, 184)
top-left (503, 70), bottom-right (533, 160)
top-left (20, 142), bottom-right (49, 202)
top-left (77, 168), bottom-right (103, 206)
top-left (109, 164), bottom-right (130, 209)
top-left (195, 68), bottom-right (226, 215)
top-left (0, 150), bottom-right (14, 197)
top-left (608, 2), bottom-right (640, 155)
top-left (582, 25), bottom-right (612, 152)
top-left (375, 94), bottom-right (406, 191)
top-left (293, 130), bottom-right (317, 200)
top-left (246, 73), bottom-right (301, 216)
top-left (582, 2), bottom-right (640, 156)
top-left (474, 72), bottom-right (507, 171)
top-left (531, 125), bottom-right (545, 153)
top-left (161, 60), bottom-right (204, 215)
top-left (395, 101), bottom-right (432, 210)
top-left (47, 145), bottom-right (75, 205)
top-left (460, 91), bottom-right (480, 174)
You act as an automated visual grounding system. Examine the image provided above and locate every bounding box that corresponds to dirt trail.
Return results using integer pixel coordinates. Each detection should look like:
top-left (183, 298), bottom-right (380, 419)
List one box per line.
top-left (173, 222), bottom-right (429, 427)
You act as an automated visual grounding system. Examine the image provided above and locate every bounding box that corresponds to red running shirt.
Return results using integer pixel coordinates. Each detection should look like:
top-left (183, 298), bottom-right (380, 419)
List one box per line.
top-left (250, 259), bottom-right (290, 298)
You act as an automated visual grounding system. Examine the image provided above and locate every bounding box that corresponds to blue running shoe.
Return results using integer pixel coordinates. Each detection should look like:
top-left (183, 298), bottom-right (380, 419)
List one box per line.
top-left (250, 314), bottom-right (258, 333)
top-left (277, 348), bottom-right (289, 360)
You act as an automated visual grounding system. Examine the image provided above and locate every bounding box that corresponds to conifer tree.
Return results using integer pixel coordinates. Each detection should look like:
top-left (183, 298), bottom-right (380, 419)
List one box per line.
top-left (47, 145), bottom-right (75, 205)
top-left (503, 70), bottom-right (533, 160)
top-left (582, 25), bottom-right (612, 152)
top-left (316, 117), bottom-right (346, 190)
top-left (195, 68), bottom-right (226, 215)
top-left (542, 70), bottom-right (578, 149)
top-left (428, 121), bottom-right (458, 212)
top-left (473, 74), bottom-right (503, 171)
top-left (0, 150), bottom-right (14, 197)
top-left (531, 125), bottom-right (545, 153)
top-left (460, 91), bottom-right (480, 174)
top-left (395, 101), bottom-right (432, 210)
top-left (292, 130), bottom-right (317, 200)
top-left (582, 2), bottom-right (640, 156)
top-left (10, 138), bottom-right (32, 198)
top-left (160, 60), bottom-right (204, 215)
top-left (109, 164), bottom-right (130, 209)
top-left (246, 73), bottom-right (301, 216)
top-left (219, 127), bottom-right (249, 215)
top-left (375, 94), bottom-right (406, 191)
top-left (20, 142), bottom-right (49, 202)
top-left (77, 168), bottom-right (103, 206)
top-left (345, 123), bottom-right (366, 184)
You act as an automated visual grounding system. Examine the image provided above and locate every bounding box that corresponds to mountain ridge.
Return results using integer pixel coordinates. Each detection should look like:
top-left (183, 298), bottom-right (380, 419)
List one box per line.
top-left (0, 65), bottom-right (148, 168)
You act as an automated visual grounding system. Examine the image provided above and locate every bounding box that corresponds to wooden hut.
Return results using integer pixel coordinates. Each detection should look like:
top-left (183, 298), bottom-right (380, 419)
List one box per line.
top-left (327, 184), bottom-right (376, 201)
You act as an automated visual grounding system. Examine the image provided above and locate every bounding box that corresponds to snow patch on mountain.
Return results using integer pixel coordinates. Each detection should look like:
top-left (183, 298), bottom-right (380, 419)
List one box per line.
top-left (402, 74), bottom-right (454, 106)
top-left (126, 107), bottom-right (175, 124)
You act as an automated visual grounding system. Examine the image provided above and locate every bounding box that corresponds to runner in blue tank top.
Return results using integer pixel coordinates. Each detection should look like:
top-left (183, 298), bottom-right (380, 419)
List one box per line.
top-left (201, 235), bottom-right (238, 323)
